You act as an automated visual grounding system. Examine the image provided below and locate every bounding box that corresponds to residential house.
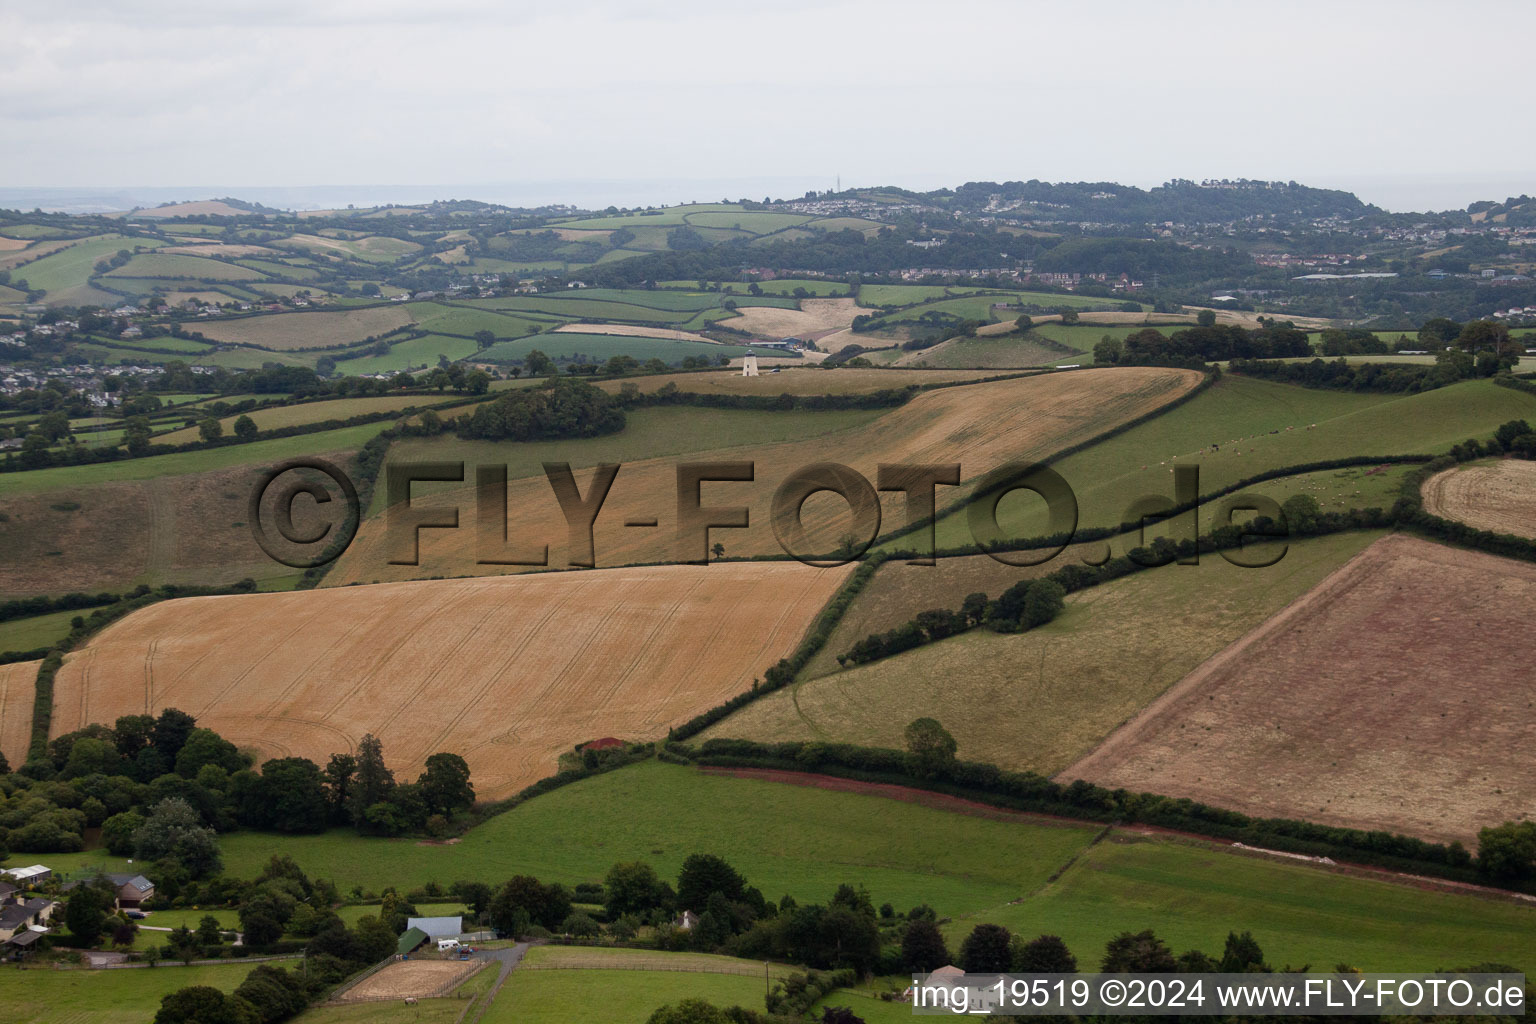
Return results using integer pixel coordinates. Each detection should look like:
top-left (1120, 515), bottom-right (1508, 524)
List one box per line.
top-left (1, 887), bottom-right (57, 956)
top-left (103, 874), bottom-right (155, 909)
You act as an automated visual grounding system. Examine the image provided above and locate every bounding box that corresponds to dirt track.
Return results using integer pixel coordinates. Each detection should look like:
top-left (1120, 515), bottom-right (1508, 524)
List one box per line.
top-left (1062, 534), bottom-right (1536, 844)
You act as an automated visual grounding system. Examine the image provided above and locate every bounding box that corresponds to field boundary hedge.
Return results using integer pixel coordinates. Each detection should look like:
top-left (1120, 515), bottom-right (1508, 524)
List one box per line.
top-left (665, 739), bottom-right (1528, 893)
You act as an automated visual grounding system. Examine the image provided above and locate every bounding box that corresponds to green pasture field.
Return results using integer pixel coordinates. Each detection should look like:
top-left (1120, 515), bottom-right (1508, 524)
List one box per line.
top-left (596, 248), bottom-right (645, 264)
top-left (363, 405), bottom-right (885, 515)
top-left (475, 296), bottom-right (723, 324)
top-left (333, 901), bottom-right (466, 925)
top-left (0, 608), bottom-right (79, 653)
top-left (897, 332), bottom-right (1068, 369)
top-left (26, 760), bottom-right (1536, 973)
top-left (805, 216), bottom-right (888, 234)
top-left (0, 421), bottom-right (387, 496)
top-left (681, 210), bottom-right (813, 232)
top-left (92, 333), bottom-right (216, 354)
top-left (156, 393), bottom-right (459, 444)
top-left (198, 761), bottom-right (1536, 972)
top-left (553, 204), bottom-right (756, 230)
top-left (132, 907), bottom-right (240, 931)
top-left (611, 225), bottom-right (677, 250)
top-left (404, 302), bottom-right (546, 338)
top-left (485, 970), bottom-right (761, 1024)
top-left (1030, 322), bottom-right (1164, 351)
top-left (336, 334), bottom-right (480, 374)
top-left (0, 960), bottom-right (276, 1024)
top-left (856, 284), bottom-right (986, 306)
top-left (234, 259), bottom-right (321, 281)
top-left (476, 332), bottom-right (750, 366)
top-left (218, 761), bottom-right (1100, 925)
top-left (866, 293), bottom-right (1015, 326)
top-left (159, 223), bottom-right (224, 236)
top-left (16, 234), bottom-right (166, 296)
top-left (658, 279), bottom-right (852, 298)
top-left (104, 253), bottom-right (263, 281)
top-left (462, 257), bottom-right (568, 274)
top-left (0, 223), bottom-right (85, 239)
top-left (962, 831), bottom-right (1535, 973)
top-left (545, 288), bottom-right (726, 311)
top-left (711, 530), bottom-right (1382, 773)
top-left (485, 950), bottom-right (783, 1024)
top-left (917, 374), bottom-right (1536, 550)
top-left (193, 347), bottom-right (320, 370)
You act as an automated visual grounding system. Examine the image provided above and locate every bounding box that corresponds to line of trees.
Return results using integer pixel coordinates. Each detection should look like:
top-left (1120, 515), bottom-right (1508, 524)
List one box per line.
top-left (1, 709), bottom-right (476, 874)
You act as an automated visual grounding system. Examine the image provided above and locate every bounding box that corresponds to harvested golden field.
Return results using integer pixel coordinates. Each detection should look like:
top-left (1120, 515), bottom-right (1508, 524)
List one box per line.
top-left (50, 563), bottom-right (851, 798)
top-left (127, 200), bottom-right (252, 218)
top-left (326, 368), bottom-right (1202, 586)
top-left (0, 236), bottom-right (30, 252)
top-left (593, 367), bottom-right (1010, 397)
top-left (339, 960), bottom-right (481, 1002)
top-left (1063, 535), bottom-right (1536, 844)
top-left (0, 661), bottom-right (38, 767)
top-left (553, 322), bottom-right (719, 343)
top-left (158, 243), bottom-right (279, 258)
top-left (1422, 459), bottom-right (1536, 540)
top-left (702, 531), bottom-right (1379, 776)
top-left (190, 307), bottom-right (415, 350)
top-left (727, 298), bottom-right (872, 339)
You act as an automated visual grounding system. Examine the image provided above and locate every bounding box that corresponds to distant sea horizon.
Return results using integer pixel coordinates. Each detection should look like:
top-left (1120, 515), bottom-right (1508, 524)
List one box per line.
top-left (0, 173), bottom-right (1530, 217)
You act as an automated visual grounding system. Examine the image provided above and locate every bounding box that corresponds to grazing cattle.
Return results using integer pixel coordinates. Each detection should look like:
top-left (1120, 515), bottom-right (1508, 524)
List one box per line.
top-left (404, 997), bottom-right (417, 1005)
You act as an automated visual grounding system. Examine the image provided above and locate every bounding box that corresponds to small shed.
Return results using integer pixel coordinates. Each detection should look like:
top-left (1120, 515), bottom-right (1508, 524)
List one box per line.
top-left (397, 927), bottom-right (429, 956)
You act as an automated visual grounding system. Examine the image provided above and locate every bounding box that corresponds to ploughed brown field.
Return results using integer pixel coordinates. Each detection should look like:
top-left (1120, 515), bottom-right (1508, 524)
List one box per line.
top-left (1062, 535), bottom-right (1536, 844)
top-left (327, 367), bottom-right (1202, 586)
top-left (1422, 459), bottom-right (1536, 540)
top-left (48, 563), bottom-right (850, 798)
top-left (0, 660), bottom-right (38, 768)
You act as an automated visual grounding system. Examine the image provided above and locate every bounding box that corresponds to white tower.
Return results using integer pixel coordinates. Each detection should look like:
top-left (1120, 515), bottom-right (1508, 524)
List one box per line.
top-left (742, 350), bottom-right (759, 377)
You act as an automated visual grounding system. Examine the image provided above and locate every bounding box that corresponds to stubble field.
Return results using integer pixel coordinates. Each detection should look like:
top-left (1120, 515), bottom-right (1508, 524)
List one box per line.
top-left (327, 367), bottom-right (1203, 586)
top-left (48, 563), bottom-right (851, 798)
top-left (0, 659), bottom-right (39, 767)
top-left (190, 307), bottom-right (416, 349)
top-left (1422, 458), bottom-right (1536, 539)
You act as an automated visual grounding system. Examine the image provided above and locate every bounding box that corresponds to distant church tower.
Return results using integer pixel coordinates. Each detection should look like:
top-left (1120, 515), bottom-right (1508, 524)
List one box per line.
top-left (742, 350), bottom-right (759, 376)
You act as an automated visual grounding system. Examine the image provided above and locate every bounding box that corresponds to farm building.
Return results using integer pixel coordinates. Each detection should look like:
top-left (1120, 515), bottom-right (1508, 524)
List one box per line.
top-left (406, 915), bottom-right (463, 940)
top-left (397, 926), bottom-right (430, 956)
top-left (0, 865), bottom-right (50, 887)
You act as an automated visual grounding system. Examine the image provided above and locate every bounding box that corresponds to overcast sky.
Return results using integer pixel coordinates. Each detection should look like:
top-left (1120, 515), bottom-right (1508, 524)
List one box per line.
top-left (3, 0), bottom-right (1533, 212)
